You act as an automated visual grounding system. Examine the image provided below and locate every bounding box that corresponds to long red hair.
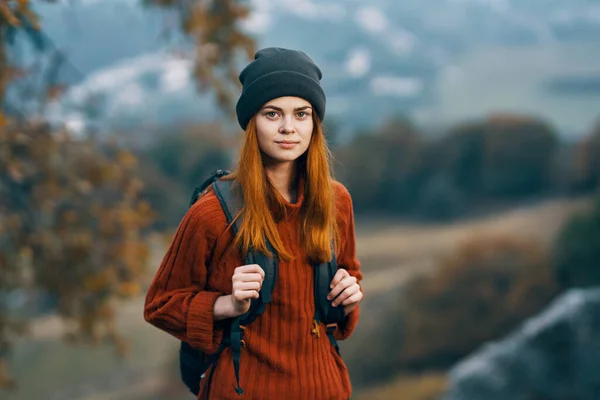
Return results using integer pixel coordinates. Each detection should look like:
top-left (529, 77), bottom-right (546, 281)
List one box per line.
top-left (224, 113), bottom-right (340, 263)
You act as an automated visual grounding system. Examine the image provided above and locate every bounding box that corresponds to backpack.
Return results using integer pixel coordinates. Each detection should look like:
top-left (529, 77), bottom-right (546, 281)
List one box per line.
top-left (179, 169), bottom-right (346, 398)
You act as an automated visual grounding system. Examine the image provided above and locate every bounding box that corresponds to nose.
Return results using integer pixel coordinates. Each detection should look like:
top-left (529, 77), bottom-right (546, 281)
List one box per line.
top-left (279, 115), bottom-right (296, 134)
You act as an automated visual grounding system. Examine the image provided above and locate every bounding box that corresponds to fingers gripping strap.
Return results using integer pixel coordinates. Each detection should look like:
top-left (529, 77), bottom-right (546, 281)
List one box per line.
top-left (314, 244), bottom-right (345, 325)
top-left (314, 262), bottom-right (331, 323)
top-left (327, 256), bottom-right (346, 324)
top-left (213, 178), bottom-right (277, 308)
top-left (212, 178), bottom-right (279, 396)
top-left (313, 241), bottom-right (345, 355)
top-left (240, 250), bottom-right (278, 327)
top-left (212, 180), bottom-right (246, 395)
top-left (257, 241), bottom-right (277, 304)
top-left (314, 258), bottom-right (343, 354)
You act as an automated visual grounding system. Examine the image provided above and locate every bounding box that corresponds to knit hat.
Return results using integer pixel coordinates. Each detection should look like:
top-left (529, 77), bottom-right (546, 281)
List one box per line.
top-left (235, 47), bottom-right (326, 131)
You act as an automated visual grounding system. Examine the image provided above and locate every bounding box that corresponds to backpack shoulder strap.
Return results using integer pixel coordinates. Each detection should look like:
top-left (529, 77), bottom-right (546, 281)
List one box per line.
top-left (313, 244), bottom-right (346, 354)
top-left (211, 178), bottom-right (244, 234)
top-left (212, 178), bottom-right (277, 313)
top-left (180, 169), bottom-right (232, 397)
top-left (189, 169), bottom-right (231, 207)
top-left (211, 177), bottom-right (278, 395)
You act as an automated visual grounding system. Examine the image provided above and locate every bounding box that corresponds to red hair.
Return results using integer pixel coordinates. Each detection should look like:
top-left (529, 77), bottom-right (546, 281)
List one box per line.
top-left (224, 113), bottom-right (340, 263)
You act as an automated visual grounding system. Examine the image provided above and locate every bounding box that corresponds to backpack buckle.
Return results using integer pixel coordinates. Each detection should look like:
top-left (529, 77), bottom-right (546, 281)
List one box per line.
top-left (326, 323), bottom-right (337, 334)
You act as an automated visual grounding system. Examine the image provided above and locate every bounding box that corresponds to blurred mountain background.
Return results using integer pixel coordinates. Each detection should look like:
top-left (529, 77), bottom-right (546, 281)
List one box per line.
top-left (23, 0), bottom-right (600, 139)
top-left (2, 1), bottom-right (600, 399)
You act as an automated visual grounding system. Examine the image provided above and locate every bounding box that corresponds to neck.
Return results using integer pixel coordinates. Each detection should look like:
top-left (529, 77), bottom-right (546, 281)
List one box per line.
top-left (264, 161), bottom-right (298, 203)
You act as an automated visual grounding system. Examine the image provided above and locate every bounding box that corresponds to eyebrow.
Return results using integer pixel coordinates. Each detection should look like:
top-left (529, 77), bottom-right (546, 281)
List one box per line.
top-left (261, 105), bottom-right (312, 112)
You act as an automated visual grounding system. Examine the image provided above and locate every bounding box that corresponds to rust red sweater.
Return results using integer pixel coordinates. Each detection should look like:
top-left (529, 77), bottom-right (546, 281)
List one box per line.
top-left (144, 180), bottom-right (362, 400)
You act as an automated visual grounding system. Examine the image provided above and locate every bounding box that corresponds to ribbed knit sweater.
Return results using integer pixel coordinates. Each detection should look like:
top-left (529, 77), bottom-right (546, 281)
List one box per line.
top-left (143, 179), bottom-right (362, 400)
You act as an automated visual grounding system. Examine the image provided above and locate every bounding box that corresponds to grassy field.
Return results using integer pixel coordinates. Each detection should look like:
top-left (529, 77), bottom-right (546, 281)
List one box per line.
top-left (355, 196), bottom-right (590, 294)
top-left (3, 196), bottom-right (590, 400)
top-left (353, 372), bottom-right (448, 400)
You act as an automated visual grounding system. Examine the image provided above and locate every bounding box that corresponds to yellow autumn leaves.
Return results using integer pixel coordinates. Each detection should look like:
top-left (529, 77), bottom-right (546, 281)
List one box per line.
top-left (0, 119), bottom-right (156, 389)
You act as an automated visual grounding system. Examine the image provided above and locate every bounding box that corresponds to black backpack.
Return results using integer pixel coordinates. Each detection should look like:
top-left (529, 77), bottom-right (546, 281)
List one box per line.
top-left (179, 169), bottom-right (346, 397)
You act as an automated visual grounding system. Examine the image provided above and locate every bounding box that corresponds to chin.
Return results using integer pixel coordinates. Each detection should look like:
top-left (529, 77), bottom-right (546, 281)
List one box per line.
top-left (273, 155), bottom-right (301, 163)
top-left (268, 150), bottom-right (304, 163)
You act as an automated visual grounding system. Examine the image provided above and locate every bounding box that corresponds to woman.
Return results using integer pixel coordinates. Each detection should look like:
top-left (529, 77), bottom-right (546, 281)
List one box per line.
top-left (144, 47), bottom-right (363, 399)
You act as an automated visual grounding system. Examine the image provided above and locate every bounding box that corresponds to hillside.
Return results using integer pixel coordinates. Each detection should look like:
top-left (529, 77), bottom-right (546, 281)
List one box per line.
top-left (356, 196), bottom-right (590, 294)
top-left (3, 196), bottom-right (591, 400)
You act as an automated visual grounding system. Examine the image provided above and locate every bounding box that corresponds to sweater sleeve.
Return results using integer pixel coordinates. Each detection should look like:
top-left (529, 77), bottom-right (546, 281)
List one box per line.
top-left (143, 192), bottom-right (227, 354)
top-left (332, 182), bottom-right (363, 341)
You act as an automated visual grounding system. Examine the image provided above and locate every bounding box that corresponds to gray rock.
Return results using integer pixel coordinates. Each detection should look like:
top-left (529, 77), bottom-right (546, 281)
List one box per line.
top-left (442, 288), bottom-right (600, 400)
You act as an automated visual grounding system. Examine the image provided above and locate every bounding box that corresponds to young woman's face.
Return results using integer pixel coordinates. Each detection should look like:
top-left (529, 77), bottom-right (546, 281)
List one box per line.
top-left (254, 96), bottom-right (314, 166)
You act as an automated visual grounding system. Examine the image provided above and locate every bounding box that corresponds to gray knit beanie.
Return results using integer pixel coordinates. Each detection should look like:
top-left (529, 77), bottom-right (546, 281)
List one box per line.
top-left (235, 47), bottom-right (326, 131)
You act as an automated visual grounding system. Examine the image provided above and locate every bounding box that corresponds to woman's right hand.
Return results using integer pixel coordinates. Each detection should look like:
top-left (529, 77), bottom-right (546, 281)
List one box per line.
top-left (213, 264), bottom-right (265, 320)
top-left (230, 264), bottom-right (265, 316)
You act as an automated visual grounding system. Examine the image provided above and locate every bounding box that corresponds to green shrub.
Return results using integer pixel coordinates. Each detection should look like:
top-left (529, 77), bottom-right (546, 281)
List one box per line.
top-left (481, 115), bottom-right (559, 197)
top-left (566, 122), bottom-right (600, 193)
top-left (334, 118), bottom-right (424, 214)
top-left (416, 174), bottom-right (466, 221)
top-left (429, 115), bottom-right (559, 200)
top-left (398, 234), bottom-right (559, 370)
top-left (553, 196), bottom-right (600, 288)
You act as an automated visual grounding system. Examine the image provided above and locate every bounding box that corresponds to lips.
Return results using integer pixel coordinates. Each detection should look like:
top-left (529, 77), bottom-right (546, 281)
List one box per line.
top-left (275, 141), bottom-right (300, 149)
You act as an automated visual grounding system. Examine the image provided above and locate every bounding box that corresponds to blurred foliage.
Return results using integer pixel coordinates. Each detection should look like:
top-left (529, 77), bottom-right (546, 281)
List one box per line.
top-left (0, 1), bottom-right (252, 389)
top-left (567, 121), bottom-right (600, 193)
top-left (0, 0), bottom-right (40, 102)
top-left (0, 2), bottom-right (597, 397)
top-left (433, 115), bottom-right (559, 198)
top-left (335, 113), bottom-right (562, 219)
top-left (0, 0), bottom-right (66, 115)
top-left (0, 0), bottom-right (251, 393)
top-left (335, 118), bottom-right (424, 213)
top-left (397, 234), bottom-right (559, 370)
top-left (137, 122), bottom-right (234, 229)
top-left (553, 195), bottom-right (600, 289)
top-left (135, 111), bottom-right (598, 230)
top-left (0, 120), bottom-right (156, 389)
top-left (145, 0), bottom-right (255, 116)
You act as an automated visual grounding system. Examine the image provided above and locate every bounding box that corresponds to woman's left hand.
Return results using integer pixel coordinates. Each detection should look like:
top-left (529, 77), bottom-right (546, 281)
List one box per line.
top-left (328, 269), bottom-right (363, 316)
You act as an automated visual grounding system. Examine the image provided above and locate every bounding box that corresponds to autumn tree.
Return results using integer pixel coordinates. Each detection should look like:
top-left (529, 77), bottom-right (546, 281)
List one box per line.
top-left (0, 1), bottom-right (154, 390)
top-left (0, 0), bottom-right (49, 389)
top-left (0, 120), bottom-right (156, 389)
top-left (145, 0), bottom-right (256, 116)
top-left (0, 0), bottom-right (258, 390)
top-left (0, 0), bottom-right (63, 121)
